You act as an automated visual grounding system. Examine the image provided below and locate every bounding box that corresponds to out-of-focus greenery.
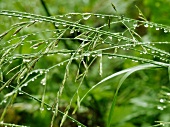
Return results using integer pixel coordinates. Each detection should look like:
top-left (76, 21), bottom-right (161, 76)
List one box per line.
top-left (0, 0), bottom-right (170, 127)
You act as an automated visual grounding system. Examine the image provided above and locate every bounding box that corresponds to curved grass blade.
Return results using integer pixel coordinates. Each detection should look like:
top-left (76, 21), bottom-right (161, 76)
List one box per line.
top-left (107, 64), bottom-right (158, 127)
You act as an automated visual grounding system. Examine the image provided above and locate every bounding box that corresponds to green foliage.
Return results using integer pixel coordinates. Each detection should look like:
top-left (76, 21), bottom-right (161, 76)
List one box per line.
top-left (0, 1), bottom-right (170, 127)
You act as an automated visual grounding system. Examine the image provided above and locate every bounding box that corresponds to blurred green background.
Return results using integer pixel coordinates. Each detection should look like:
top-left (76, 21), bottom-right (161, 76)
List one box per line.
top-left (0, 0), bottom-right (170, 127)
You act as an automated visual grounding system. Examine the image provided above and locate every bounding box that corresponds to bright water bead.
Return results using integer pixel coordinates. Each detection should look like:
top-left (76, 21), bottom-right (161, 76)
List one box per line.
top-left (144, 23), bottom-right (149, 27)
top-left (41, 77), bottom-right (46, 85)
top-left (82, 13), bottom-right (91, 20)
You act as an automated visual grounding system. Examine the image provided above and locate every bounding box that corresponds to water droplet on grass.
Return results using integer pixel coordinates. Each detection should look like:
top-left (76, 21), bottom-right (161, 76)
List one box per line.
top-left (18, 17), bottom-right (23, 19)
top-left (55, 23), bottom-right (59, 27)
top-left (157, 106), bottom-right (164, 110)
top-left (92, 54), bottom-right (96, 57)
top-left (108, 56), bottom-right (112, 59)
top-left (40, 70), bottom-right (43, 74)
top-left (32, 46), bottom-right (38, 49)
top-left (47, 107), bottom-right (51, 110)
top-left (41, 77), bottom-right (46, 85)
top-left (23, 83), bottom-right (28, 86)
top-left (160, 99), bottom-right (165, 103)
top-left (82, 14), bottom-right (91, 20)
top-left (40, 107), bottom-right (44, 111)
top-left (67, 15), bottom-right (71, 18)
top-left (23, 59), bottom-right (31, 63)
top-left (164, 29), bottom-right (168, 33)
top-left (19, 92), bottom-right (23, 94)
top-left (118, 39), bottom-right (121, 42)
top-left (70, 29), bottom-right (74, 34)
top-left (108, 36), bottom-right (112, 41)
top-left (133, 22), bottom-right (138, 28)
top-left (156, 27), bottom-right (159, 30)
top-left (84, 53), bottom-right (90, 56)
top-left (3, 100), bottom-right (7, 103)
top-left (144, 23), bottom-right (149, 27)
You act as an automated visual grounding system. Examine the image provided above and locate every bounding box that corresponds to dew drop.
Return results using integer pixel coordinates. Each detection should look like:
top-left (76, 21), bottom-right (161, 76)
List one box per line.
top-left (144, 23), bottom-right (149, 27)
top-left (133, 22), bottom-right (138, 28)
top-left (23, 59), bottom-right (31, 63)
top-left (41, 77), bottom-right (46, 85)
top-left (157, 106), bottom-right (164, 110)
top-left (164, 29), bottom-right (168, 33)
top-left (3, 100), bottom-right (7, 103)
top-left (59, 15), bottom-right (64, 18)
top-left (108, 36), bottom-right (112, 41)
top-left (82, 14), bottom-right (91, 20)
top-left (40, 107), bottom-right (44, 111)
top-left (96, 15), bottom-right (100, 18)
top-left (67, 15), bottom-right (71, 18)
top-left (92, 54), bottom-right (96, 57)
top-left (102, 16), bottom-right (105, 18)
top-left (84, 53), bottom-right (90, 56)
top-left (32, 46), bottom-right (38, 49)
top-left (47, 107), bottom-right (51, 110)
top-left (18, 17), bottom-right (23, 19)
top-left (108, 56), bottom-right (112, 59)
top-left (156, 27), bottom-right (159, 30)
top-left (40, 70), bottom-right (43, 74)
top-left (70, 29), bottom-right (74, 34)
top-left (13, 56), bottom-right (17, 59)
top-left (35, 70), bottom-right (38, 73)
top-left (23, 83), bottom-right (28, 87)
top-left (8, 15), bottom-right (12, 18)
top-left (160, 99), bottom-right (165, 103)
top-left (55, 23), bottom-right (59, 27)
top-left (19, 92), bottom-right (23, 94)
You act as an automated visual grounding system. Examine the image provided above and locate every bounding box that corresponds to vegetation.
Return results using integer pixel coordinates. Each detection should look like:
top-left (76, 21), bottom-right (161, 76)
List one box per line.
top-left (0, 0), bottom-right (170, 127)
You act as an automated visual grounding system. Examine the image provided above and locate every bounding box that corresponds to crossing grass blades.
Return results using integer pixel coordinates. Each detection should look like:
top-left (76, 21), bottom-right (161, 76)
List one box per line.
top-left (0, 6), bottom-right (170, 127)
